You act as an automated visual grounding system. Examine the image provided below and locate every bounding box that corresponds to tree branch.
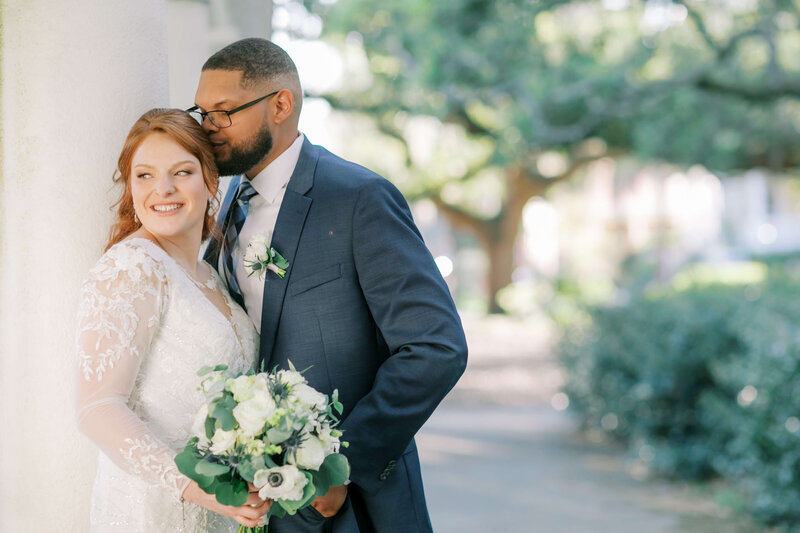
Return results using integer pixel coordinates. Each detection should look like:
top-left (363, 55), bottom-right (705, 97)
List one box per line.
top-left (695, 77), bottom-right (800, 101)
top-left (677, 1), bottom-right (719, 53)
top-left (426, 194), bottom-right (490, 245)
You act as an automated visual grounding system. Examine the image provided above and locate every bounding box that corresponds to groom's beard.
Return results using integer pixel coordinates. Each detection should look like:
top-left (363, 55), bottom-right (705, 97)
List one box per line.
top-left (215, 123), bottom-right (273, 177)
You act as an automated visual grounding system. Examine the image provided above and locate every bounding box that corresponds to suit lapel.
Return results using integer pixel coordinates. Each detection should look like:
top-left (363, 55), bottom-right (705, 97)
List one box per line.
top-left (258, 140), bottom-right (318, 367)
top-left (203, 174), bottom-right (242, 271)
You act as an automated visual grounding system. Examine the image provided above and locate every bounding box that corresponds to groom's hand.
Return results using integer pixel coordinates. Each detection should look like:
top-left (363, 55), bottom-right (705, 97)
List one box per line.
top-left (311, 484), bottom-right (348, 518)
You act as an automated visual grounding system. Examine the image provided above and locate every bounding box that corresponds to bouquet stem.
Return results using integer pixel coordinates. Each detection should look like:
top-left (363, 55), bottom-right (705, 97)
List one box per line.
top-left (236, 525), bottom-right (267, 533)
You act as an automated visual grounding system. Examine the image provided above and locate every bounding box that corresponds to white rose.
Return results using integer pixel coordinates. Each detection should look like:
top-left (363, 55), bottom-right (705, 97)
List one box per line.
top-left (290, 383), bottom-right (327, 410)
top-left (277, 369), bottom-right (305, 388)
top-left (244, 244), bottom-right (265, 265)
top-left (289, 433), bottom-right (326, 470)
top-left (227, 375), bottom-right (256, 402)
top-left (246, 233), bottom-right (272, 261)
top-left (191, 404), bottom-right (210, 448)
top-left (233, 386), bottom-right (277, 437)
top-left (209, 428), bottom-right (237, 455)
top-left (254, 465), bottom-right (308, 502)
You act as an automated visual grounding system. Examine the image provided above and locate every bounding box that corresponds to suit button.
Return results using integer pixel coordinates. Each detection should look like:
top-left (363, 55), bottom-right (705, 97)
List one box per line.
top-left (387, 460), bottom-right (397, 467)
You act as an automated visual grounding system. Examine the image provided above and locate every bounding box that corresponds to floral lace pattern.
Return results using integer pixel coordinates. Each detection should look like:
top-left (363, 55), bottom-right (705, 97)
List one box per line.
top-left (76, 246), bottom-right (166, 381)
top-left (120, 434), bottom-right (185, 490)
top-left (75, 239), bottom-right (259, 531)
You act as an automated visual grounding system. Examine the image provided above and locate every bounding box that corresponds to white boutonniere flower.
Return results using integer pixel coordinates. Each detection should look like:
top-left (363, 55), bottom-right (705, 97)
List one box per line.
top-left (243, 232), bottom-right (289, 280)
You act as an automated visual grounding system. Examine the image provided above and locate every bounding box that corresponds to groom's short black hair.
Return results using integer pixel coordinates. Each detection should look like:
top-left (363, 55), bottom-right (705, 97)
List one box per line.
top-left (203, 38), bottom-right (298, 89)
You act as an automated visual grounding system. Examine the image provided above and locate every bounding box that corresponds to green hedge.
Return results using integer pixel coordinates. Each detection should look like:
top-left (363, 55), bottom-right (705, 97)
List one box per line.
top-left (557, 276), bottom-right (800, 526)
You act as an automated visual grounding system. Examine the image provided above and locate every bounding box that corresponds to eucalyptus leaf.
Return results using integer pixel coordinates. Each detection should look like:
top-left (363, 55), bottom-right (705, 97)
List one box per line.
top-left (237, 455), bottom-right (266, 483)
top-left (215, 479), bottom-right (249, 507)
top-left (267, 427), bottom-right (292, 443)
top-left (310, 468), bottom-right (331, 498)
top-left (197, 364), bottom-right (228, 376)
top-left (320, 453), bottom-right (351, 487)
top-left (205, 416), bottom-right (215, 439)
top-left (195, 460), bottom-right (230, 477)
top-left (269, 504), bottom-right (287, 519)
top-left (211, 393), bottom-right (238, 431)
top-left (198, 475), bottom-right (217, 491)
top-left (174, 448), bottom-right (201, 478)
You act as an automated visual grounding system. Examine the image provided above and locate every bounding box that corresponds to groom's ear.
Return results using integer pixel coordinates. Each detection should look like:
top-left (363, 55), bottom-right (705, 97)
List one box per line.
top-left (272, 90), bottom-right (294, 125)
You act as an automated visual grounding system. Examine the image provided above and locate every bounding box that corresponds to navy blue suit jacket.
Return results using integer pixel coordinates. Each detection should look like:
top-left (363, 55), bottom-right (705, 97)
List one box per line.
top-left (206, 138), bottom-right (468, 532)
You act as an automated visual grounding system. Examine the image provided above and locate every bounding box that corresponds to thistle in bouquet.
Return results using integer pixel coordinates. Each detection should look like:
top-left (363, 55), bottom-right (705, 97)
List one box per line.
top-left (176, 362), bottom-right (350, 533)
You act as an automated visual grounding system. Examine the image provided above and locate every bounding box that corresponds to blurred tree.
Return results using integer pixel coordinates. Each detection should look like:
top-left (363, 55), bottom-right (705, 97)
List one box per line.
top-left (305, 0), bottom-right (800, 312)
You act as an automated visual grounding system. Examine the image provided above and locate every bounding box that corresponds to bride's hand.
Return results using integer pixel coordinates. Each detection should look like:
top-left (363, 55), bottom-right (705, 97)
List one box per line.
top-left (182, 480), bottom-right (271, 528)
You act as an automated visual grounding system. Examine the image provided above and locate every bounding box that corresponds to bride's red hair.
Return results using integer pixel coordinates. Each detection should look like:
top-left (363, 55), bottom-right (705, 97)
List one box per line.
top-left (105, 108), bottom-right (221, 251)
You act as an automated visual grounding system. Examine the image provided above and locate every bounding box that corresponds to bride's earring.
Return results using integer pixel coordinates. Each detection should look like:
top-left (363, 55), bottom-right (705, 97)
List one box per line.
top-left (134, 210), bottom-right (139, 224)
top-left (208, 197), bottom-right (218, 216)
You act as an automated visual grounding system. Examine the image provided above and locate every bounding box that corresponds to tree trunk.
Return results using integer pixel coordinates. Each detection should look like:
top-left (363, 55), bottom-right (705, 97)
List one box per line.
top-left (430, 166), bottom-right (541, 314)
top-left (486, 223), bottom-right (518, 313)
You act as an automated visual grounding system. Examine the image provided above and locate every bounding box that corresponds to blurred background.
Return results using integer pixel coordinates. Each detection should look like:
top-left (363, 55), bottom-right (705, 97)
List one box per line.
top-left (166, 1), bottom-right (798, 530)
top-left (3, 0), bottom-right (800, 531)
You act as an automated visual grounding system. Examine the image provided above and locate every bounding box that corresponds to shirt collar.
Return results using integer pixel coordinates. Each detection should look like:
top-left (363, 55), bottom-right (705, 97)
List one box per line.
top-left (247, 133), bottom-right (305, 204)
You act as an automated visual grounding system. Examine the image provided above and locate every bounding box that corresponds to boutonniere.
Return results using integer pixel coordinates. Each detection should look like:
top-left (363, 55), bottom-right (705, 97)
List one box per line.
top-left (243, 233), bottom-right (290, 280)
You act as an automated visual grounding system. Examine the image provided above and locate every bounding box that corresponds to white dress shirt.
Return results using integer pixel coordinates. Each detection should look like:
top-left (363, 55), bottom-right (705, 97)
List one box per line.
top-left (231, 133), bottom-right (305, 333)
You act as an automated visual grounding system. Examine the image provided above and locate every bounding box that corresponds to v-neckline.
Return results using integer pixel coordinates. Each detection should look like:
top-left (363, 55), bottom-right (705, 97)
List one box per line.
top-left (127, 238), bottom-right (249, 361)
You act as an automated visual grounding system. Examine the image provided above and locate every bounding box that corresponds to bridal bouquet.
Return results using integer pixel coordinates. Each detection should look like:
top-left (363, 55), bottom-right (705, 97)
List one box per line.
top-left (176, 363), bottom-right (350, 533)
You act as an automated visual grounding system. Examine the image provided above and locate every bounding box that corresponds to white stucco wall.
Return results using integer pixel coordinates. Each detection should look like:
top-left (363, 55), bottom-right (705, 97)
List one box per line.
top-left (0, 1), bottom-right (169, 530)
top-left (167, 0), bottom-right (211, 107)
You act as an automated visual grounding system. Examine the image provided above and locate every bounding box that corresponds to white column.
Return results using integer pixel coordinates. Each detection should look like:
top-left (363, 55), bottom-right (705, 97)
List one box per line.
top-left (167, 1), bottom-right (211, 107)
top-left (0, 1), bottom-right (168, 530)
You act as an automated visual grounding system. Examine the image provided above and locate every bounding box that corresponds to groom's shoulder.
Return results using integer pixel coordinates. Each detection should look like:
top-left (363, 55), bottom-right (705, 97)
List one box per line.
top-left (312, 143), bottom-right (398, 195)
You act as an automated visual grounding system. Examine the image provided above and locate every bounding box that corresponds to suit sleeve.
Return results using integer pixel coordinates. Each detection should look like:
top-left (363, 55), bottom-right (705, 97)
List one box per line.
top-left (339, 177), bottom-right (468, 493)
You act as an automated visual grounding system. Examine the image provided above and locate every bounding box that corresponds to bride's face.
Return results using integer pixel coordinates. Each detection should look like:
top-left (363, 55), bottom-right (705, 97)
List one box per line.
top-left (130, 132), bottom-right (210, 243)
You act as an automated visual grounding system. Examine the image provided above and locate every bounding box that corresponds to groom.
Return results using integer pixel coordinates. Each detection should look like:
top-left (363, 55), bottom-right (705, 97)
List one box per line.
top-left (196, 38), bottom-right (468, 532)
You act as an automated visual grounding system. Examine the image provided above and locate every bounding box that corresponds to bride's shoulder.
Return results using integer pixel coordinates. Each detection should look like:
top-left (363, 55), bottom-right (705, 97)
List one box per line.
top-left (86, 238), bottom-right (169, 285)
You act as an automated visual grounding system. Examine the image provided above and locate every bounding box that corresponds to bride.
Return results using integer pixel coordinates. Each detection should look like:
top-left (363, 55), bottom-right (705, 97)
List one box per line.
top-left (75, 109), bottom-right (269, 531)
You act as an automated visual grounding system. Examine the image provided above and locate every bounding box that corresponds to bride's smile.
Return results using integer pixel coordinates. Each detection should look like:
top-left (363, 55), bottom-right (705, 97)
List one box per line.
top-left (150, 202), bottom-right (184, 214)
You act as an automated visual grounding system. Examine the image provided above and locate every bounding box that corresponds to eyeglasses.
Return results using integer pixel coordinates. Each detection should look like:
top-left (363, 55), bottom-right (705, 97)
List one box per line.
top-left (186, 90), bottom-right (280, 128)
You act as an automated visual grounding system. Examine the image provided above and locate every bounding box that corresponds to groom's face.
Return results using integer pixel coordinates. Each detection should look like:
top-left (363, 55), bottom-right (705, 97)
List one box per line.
top-left (194, 69), bottom-right (274, 177)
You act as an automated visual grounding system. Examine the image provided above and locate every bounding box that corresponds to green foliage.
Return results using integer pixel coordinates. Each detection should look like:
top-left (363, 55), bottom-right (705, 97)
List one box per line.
top-left (304, 0), bottom-right (800, 312)
top-left (311, 452), bottom-right (352, 498)
top-left (558, 274), bottom-right (800, 525)
top-left (211, 392), bottom-right (238, 431)
top-left (317, 0), bottom-right (800, 175)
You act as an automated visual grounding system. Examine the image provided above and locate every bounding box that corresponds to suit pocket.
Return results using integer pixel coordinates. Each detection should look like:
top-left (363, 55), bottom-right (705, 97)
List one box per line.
top-left (290, 264), bottom-right (342, 296)
top-left (297, 504), bottom-right (328, 522)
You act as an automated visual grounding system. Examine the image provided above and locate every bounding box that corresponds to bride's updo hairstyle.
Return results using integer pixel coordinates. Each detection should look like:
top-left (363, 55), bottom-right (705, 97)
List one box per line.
top-left (106, 108), bottom-right (220, 251)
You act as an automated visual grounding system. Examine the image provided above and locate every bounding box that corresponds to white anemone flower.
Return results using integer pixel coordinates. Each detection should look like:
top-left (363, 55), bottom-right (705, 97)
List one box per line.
top-left (254, 465), bottom-right (308, 502)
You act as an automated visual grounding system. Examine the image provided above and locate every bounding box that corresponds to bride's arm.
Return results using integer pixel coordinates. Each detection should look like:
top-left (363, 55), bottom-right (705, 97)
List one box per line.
top-left (74, 243), bottom-right (268, 527)
top-left (74, 245), bottom-right (187, 496)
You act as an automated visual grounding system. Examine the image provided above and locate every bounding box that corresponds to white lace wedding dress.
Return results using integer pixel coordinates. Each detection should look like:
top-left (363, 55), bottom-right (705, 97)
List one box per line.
top-left (75, 238), bottom-right (259, 531)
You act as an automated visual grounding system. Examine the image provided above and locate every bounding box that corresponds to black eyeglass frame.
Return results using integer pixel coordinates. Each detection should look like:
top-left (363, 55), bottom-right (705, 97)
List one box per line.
top-left (186, 90), bottom-right (280, 128)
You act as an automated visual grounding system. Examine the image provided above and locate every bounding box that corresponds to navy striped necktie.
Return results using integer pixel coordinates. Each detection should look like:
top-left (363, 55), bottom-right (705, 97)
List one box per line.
top-left (222, 179), bottom-right (259, 308)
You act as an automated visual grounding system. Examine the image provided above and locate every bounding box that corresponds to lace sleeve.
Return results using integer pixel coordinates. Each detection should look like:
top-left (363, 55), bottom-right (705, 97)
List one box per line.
top-left (75, 241), bottom-right (188, 498)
